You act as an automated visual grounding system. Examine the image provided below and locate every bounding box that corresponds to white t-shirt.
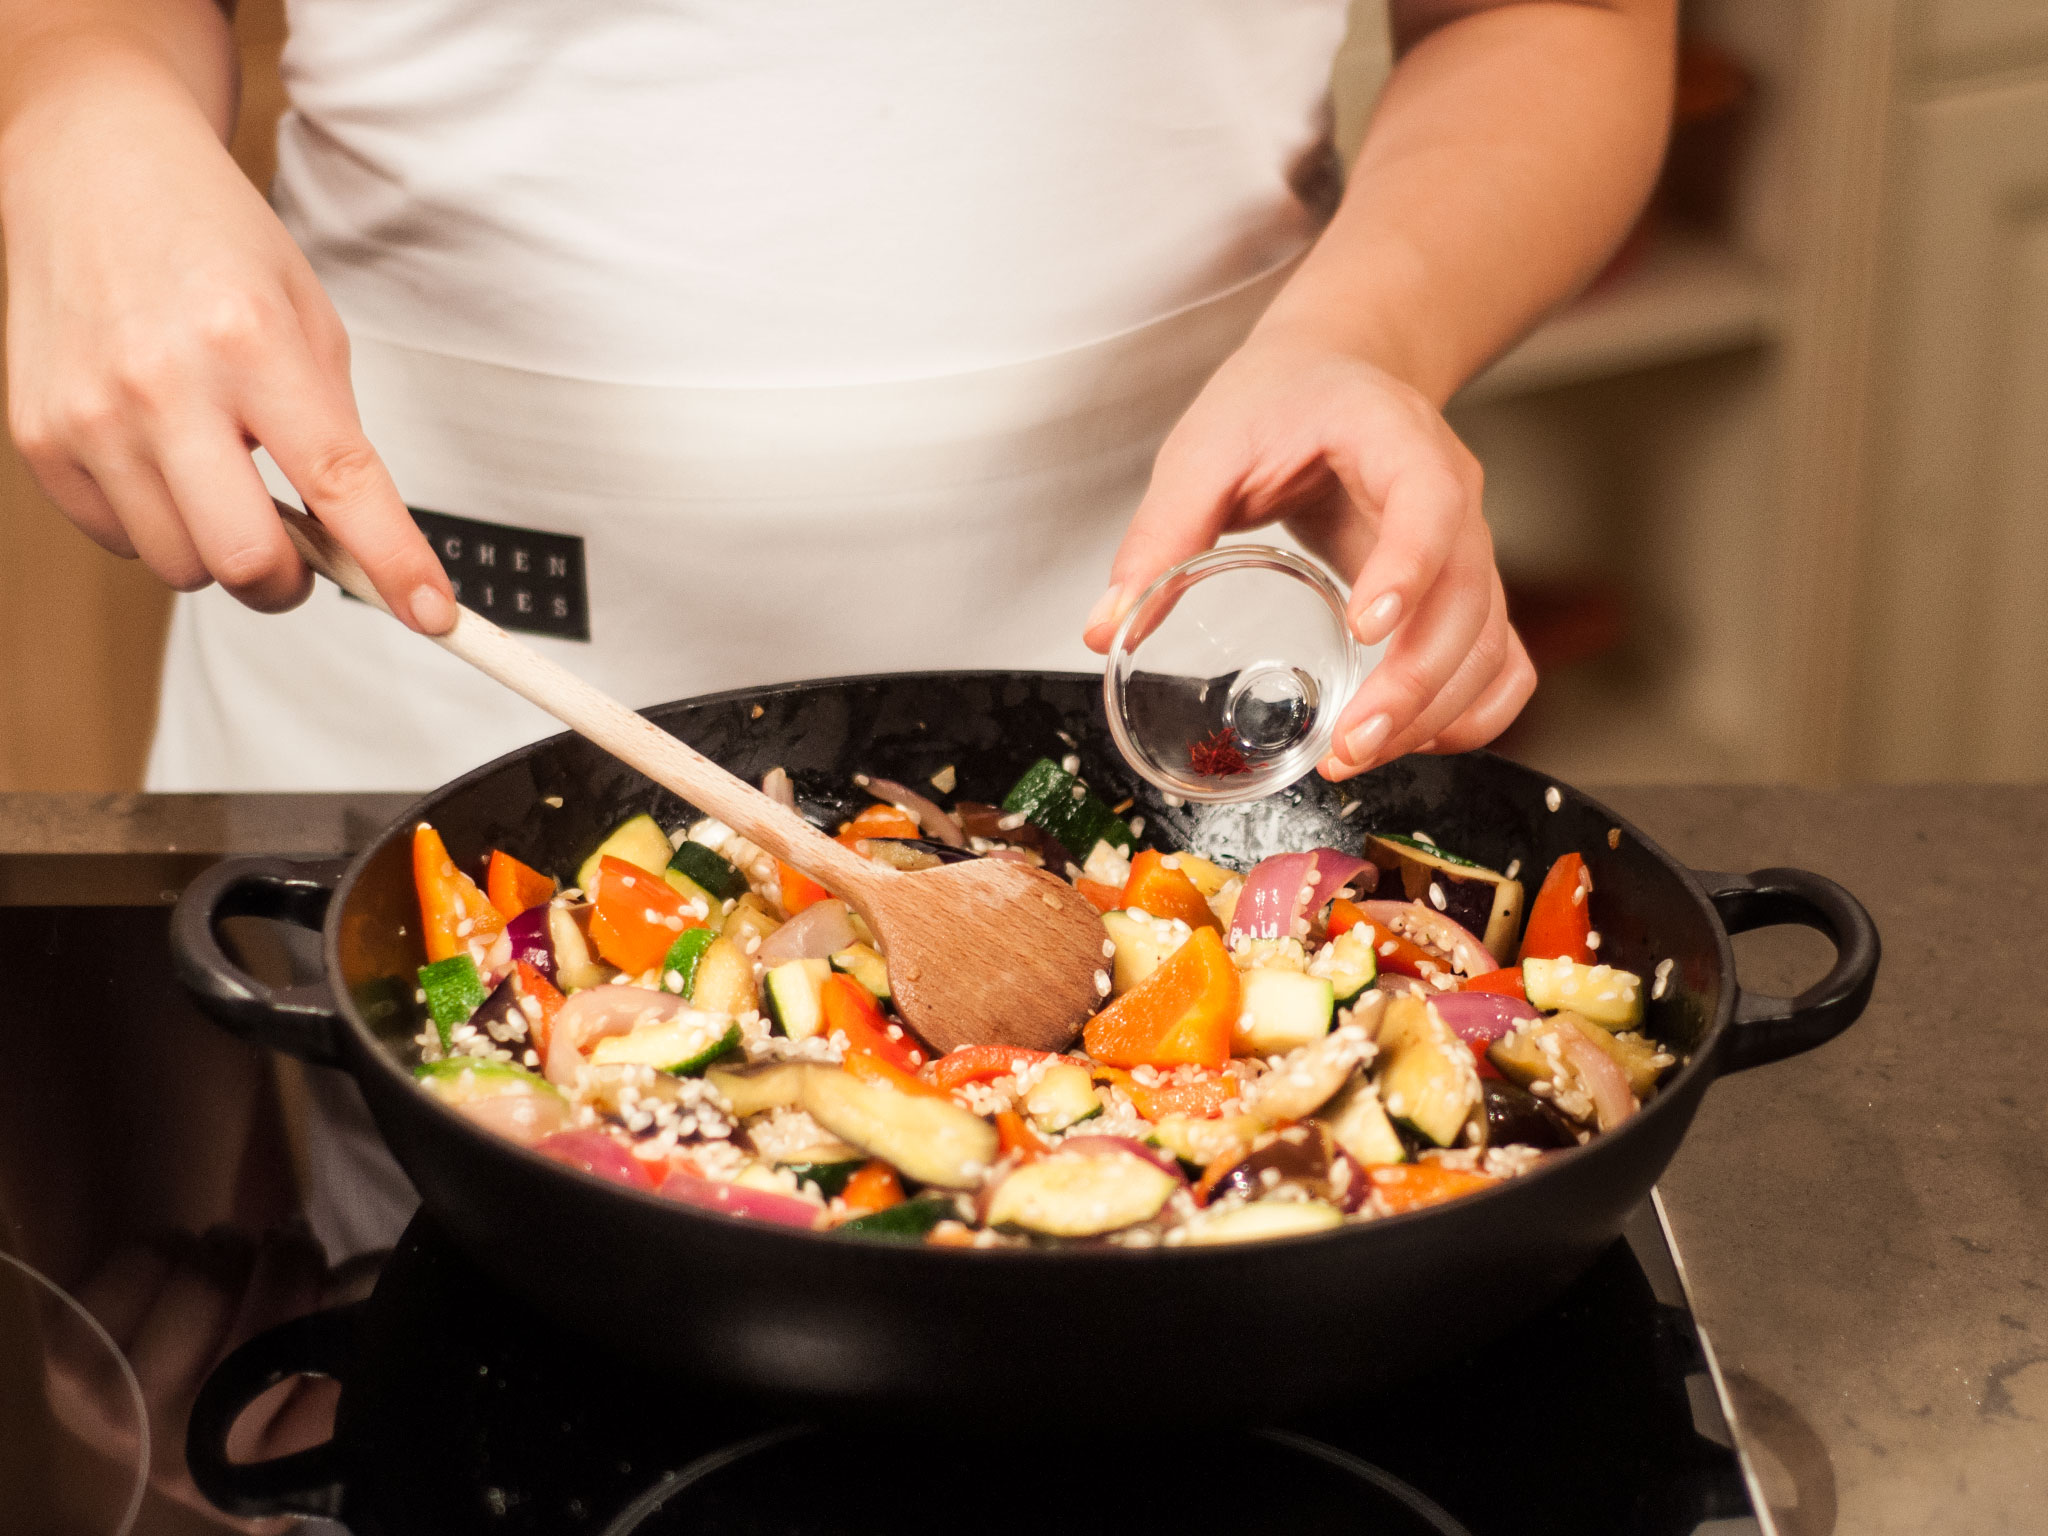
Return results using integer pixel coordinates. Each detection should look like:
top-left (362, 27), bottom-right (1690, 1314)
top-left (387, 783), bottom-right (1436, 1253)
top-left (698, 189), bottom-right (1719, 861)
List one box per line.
top-left (273, 0), bottom-right (1354, 387)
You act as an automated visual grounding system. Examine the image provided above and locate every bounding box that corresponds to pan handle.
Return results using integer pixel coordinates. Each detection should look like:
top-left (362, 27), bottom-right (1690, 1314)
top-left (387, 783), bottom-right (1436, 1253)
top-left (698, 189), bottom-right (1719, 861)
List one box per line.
top-left (186, 1304), bottom-right (359, 1519)
top-left (170, 856), bottom-right (350, 1067)
top-left (1694, 867), bottom-right (1880, 1073)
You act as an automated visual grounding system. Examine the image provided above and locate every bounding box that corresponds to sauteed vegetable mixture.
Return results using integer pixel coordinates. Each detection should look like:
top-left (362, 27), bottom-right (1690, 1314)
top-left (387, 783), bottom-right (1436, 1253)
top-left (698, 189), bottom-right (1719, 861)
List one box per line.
top-left (406, 760), bottom-right (1677, 1246)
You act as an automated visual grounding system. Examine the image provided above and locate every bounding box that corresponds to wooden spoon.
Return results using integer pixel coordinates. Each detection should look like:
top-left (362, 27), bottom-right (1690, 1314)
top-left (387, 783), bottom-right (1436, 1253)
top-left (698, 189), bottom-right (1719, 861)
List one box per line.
top-left (273, 501), bottom-right (1107, 1054)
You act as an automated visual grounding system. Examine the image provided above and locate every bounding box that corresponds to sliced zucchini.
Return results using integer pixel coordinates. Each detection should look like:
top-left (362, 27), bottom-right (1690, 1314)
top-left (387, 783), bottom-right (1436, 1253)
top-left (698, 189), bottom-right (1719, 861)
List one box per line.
top-left (413, 1058), bottom-right (557, 1100)
top-left (589, 1014), bottom-right (739, 1075)
top-left (548, 902), bottom-right (610, 992)
top-left (668, 838), bottom-right (747, 901)
top-left (1520, 957), bottom-right (1644, 1029)
top-left (1373, 996), bottom-right (1481, 1149)
top-left (1148, 1113), bottom-right (1260, 1170)
top-left (801, 1068), bottom-right (999, 1190)
top-left (690, 935), bottom-right (757, 1018)
top-left (1233, 968), bottom-right (1334, 1056)
top-left (705, 1060), bottom-right (816, 1118)
top-left (1021, 1060), bottom-right (1100, 1133)
top-left (575, 813), bottom-right (675, 896)
top-left (1319, 1074), bottom-right (1406, 1166)
top-left (1366, 834), bottom-right (1524, 962)
top-left (829, 943), bottom-right (890, 1000)
top-left (1309, 926), bottom-right (1379, 1004)
top-left (837, 1195), bottom-right (955, 1241)
top-left (778, 1159), bottom-right (868, 1199)
top-left (763, 958), bottom-right (831, 1039)
top-left (983, 1150), bottom-right (1179, 1237)
top-left (660, 927), bottom-right (718, 997)
top-left (1000, 758), bottom-right (1134, 858)
top-left (660, 866), bottom-right (721, 926)
top-left (1099, 908), bottom-right (1190, 995)
top-left (417, 955), bottom-right (487, 1046)
top-left (1177, 1200), bottom-right (1344, 1245)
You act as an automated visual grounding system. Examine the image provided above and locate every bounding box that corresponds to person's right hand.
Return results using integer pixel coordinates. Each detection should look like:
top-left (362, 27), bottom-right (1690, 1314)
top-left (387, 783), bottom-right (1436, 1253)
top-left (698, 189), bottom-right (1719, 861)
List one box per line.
top-left (0, 58), bottom-right (454, 631)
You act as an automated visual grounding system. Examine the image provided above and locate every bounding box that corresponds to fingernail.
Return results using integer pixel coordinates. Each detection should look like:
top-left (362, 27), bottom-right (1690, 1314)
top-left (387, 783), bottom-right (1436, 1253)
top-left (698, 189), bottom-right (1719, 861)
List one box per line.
top-left (1343, 713), bottom-right (1392, 766)
top-left (1356, 591), bottom-right (1402, 643)
top-left (1086, 585), bottom-right (1127, 632)
top-left (1320, 755), bottom-right (1353, 782)
top-left (409, 583), bottom-right (455, 634)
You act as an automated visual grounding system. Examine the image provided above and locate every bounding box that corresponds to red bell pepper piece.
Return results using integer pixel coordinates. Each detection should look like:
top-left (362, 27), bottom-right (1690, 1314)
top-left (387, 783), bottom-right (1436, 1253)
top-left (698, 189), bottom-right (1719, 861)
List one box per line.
top-left (842, 1044), bottom-right (952, 1099)
top-left (1367, 1162), bottom-right (1498, 1214)
top-left (413, 824), bottom-right (505, 963)
top-left (842, 803), bottom-right (920, 840)
top-left (1519, 853), bottom-right (1595, 965)
top-left (819, 973), bottom-right (926, 1072)
top-left (995, 1110), bottom-right (1050, 1163)
top-left (589, 855), bottom-right (703, 975)
top-left (928, 1043), bottom-right (1061, 1091)
top-left (513, 960), bottom-right (565, 1056)
top-left (1461, 967), bottom-right (1527, 1000)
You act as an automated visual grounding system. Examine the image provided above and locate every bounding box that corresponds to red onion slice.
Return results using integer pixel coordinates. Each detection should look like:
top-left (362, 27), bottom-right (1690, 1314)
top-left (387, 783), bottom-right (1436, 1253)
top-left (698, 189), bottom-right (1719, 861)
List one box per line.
top-left (1304, 850), bottom-right (1372, 917)
top-left (756, 898), bottom-right (858, 967)
top-left (545, 985), bottom-right (684, 1086)
top-left (762, 767), bottom-right (797, 808)
top-left (1428, 991), bottom-right (1539, 1044)
top-left (855, 775), bottom-right (967, 848)
top-left (534, 1129), bottom-right (657, 1190)
top-left (659, 1170), bottom-right (823, 1228)
top-left (458, 1089), bottom-right (571, 1146)
top-left (1556, 1023), bottom-right (1637, 1133)
top-left (505, 906), bottom-right (556, 981)
top-left (1228, 852), bottom-right (1322, 944)
top-left (1356, 900), bottom-right (1494, 978)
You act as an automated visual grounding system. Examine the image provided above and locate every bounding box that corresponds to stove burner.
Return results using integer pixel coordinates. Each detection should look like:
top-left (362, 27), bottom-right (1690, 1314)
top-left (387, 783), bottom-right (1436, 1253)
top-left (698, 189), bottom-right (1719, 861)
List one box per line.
top-left (602, 1426), bottom-right (1473, 1536)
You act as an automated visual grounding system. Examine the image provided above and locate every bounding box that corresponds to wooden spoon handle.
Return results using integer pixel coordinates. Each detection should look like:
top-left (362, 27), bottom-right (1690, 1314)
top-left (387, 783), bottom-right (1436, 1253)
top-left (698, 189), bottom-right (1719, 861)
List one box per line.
top-left (274, 500), bottom-right (883, 898)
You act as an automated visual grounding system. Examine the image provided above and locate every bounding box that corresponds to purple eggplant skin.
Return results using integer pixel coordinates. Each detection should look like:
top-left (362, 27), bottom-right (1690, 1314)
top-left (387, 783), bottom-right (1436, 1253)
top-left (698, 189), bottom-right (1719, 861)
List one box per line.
top-left (1482, 1079), bottom-right (1579, 1151)
top-left (1209, 1124), bottom-right (1336, 1203)
top-left (505, 906), bottom-right (555, 980)
top-left (467, 976), bottom-right (529, 1048)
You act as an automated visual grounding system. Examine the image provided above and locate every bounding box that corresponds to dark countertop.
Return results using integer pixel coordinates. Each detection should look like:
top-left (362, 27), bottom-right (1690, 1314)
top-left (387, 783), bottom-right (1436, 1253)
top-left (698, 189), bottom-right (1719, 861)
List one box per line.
top-left (3, 784), bottom-right (2041, 1533)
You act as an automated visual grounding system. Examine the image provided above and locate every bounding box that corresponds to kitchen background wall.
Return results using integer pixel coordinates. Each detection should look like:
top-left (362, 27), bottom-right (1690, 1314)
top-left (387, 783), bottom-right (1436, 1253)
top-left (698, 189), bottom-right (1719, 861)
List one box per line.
top-left (1, 0), bottom-right (2040, 790)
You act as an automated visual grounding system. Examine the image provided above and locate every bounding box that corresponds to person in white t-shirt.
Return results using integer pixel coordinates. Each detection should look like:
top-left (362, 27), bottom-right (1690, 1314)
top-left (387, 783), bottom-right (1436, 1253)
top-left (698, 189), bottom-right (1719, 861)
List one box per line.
top-left (2, 0), bottom-right (1673, 792)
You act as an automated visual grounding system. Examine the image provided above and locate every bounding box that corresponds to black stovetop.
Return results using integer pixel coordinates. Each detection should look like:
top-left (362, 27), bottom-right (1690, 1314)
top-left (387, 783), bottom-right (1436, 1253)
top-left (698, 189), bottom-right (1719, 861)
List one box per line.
top-left (207, 1198), bottom-right (1761, 1536)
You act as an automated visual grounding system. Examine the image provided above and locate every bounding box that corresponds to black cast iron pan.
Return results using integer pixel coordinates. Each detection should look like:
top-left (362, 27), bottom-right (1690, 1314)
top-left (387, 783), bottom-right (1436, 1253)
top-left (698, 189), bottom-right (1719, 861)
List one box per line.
top-left (170, 671), bottom-right (1877, 1428)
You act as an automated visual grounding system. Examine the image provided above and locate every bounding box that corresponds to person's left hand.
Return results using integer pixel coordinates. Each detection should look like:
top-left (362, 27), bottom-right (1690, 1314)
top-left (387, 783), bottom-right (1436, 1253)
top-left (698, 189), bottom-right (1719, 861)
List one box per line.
top-left (1083, 330), bottom-right (1534, 779)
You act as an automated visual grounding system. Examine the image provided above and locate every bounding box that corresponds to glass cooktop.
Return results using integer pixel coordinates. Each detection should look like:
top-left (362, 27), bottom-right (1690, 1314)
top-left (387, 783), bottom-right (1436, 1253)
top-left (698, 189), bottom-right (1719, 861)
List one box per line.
top-left (210, 1196), bottom-right (1763, 1536)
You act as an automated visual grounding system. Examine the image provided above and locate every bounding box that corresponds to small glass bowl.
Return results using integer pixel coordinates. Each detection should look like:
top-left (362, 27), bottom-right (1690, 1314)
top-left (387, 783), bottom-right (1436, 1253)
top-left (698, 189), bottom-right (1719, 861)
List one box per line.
top-left (1104, 545), bottom-right (1370, 804)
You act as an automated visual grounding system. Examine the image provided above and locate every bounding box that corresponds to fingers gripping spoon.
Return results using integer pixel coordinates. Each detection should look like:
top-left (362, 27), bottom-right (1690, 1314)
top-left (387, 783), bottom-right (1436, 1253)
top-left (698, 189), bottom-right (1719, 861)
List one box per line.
top-left (275, 501), bottom-right (1107, 1055)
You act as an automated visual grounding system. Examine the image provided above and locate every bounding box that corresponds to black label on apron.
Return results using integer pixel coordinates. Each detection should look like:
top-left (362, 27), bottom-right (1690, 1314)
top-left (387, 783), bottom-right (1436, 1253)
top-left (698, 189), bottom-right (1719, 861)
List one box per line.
top-left (407, 507), bottom-right (590, 641)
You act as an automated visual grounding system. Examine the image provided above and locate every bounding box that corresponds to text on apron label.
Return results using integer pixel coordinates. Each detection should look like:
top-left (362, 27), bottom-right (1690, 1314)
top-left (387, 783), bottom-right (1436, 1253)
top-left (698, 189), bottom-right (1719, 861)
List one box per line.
top-left (405, 507), bottom-right (590, 641)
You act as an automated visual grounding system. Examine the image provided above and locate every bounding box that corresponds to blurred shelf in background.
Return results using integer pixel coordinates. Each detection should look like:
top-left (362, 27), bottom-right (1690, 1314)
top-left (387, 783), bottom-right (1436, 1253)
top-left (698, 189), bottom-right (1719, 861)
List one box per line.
top-left (1461, 232), bottom-right (1777, 406)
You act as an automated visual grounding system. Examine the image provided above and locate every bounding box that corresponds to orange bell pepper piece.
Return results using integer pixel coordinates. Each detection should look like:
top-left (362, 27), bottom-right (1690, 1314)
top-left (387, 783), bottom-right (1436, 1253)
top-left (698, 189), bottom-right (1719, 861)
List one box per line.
top-left (1082, 926), bottom-right (1238, 1070)
top-left (777, 860), bottom-right (831, 916)
top-left (1461, 967), bottom-right (1527, 999)
top-left (842, 1045), bottom-right (952, 1099)
top-left (840, 1160), bottom-right (905, 1215)
top-left (1519, 852), bottom-right (1595, 965)
top-left (995, 1110), bottom-right (1050, 1163)
top-left (928, 1043), bottom-right (1061, 1092)
top-left (1128, 1071), bottom-right (1240, 1122)
top-left (485, 848), bottom-right (556, 920)
top-left (589, 855), bottom-right (703, 975)
top-left (820, 973), bottom-right (927, 1072)
top-left (413, 824), bottom-right (505, 963)
top-left (1325, 897), bottom-right (1368, 938)
top-left (1368, 1163), bottom-right (1499, 1214)
top-left (842, 803), bottom-right (921, 840)
top-left (1076, 879), bottom-right (1124, 914)
top-left (1118, 850), bottom-right (1220, 932)
top-left (513, 960), bottom-right (564, 1056)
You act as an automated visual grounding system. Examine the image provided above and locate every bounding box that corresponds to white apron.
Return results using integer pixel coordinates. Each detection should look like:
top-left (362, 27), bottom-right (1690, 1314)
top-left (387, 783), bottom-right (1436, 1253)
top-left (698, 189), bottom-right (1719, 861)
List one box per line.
top-left (147, 252), bottom-right (1303, 794)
